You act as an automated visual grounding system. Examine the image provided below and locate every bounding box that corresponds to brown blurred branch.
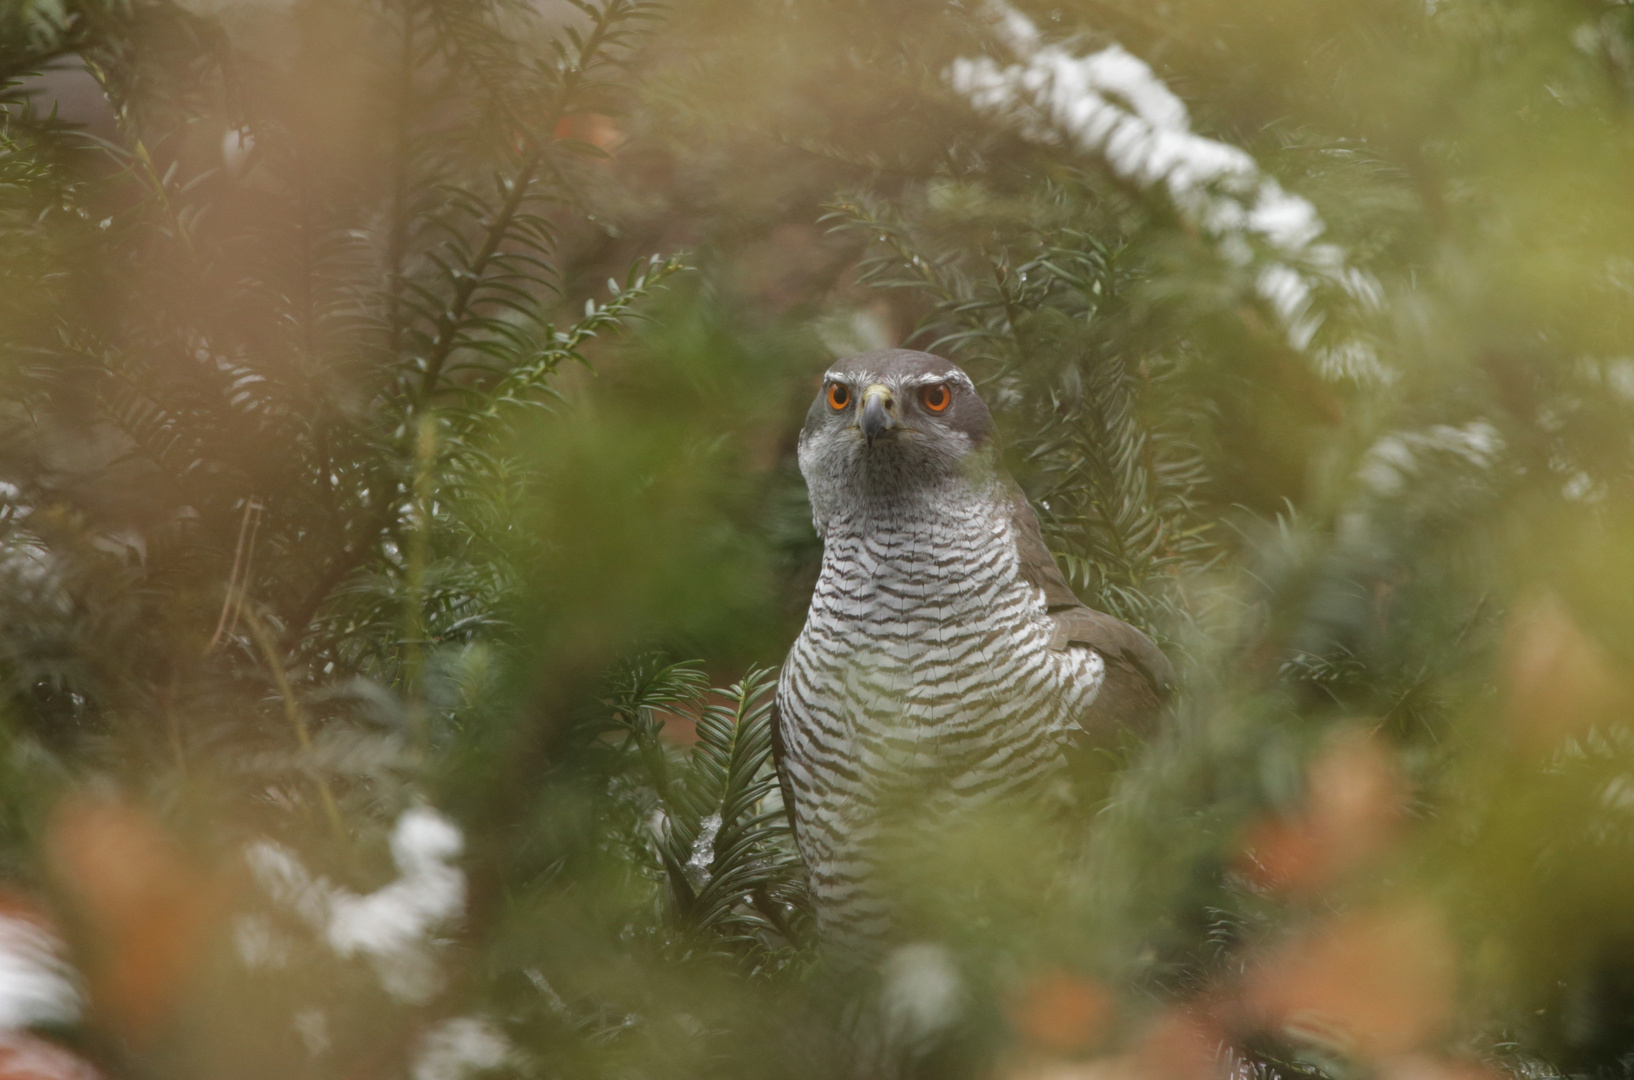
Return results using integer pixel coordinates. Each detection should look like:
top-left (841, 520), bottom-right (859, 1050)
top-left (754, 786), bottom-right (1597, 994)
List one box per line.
top-left (243, 605), bottom-right (345, 836)
top-left (208, 498), bottom-right (261, 650)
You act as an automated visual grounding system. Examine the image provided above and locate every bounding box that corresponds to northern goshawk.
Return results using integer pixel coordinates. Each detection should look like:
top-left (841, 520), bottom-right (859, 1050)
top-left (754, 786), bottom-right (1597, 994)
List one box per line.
top-left (773, 349), bottom-right (1173, 950)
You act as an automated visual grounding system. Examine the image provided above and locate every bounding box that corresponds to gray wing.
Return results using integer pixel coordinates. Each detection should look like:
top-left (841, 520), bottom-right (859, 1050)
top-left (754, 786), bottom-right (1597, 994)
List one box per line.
top-left (1009, 489), bottom-right (1175, 746)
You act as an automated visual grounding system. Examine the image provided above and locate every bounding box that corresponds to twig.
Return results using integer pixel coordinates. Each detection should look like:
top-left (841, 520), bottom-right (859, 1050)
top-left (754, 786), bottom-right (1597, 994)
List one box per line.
top-left (209, 499), bottom-right (262, 650)
top-left (242, 605), bottom-right (345, 837)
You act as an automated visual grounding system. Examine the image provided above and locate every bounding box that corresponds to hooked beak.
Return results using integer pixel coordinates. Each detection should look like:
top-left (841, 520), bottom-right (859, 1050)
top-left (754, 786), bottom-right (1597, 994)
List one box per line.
top-left (859, 384), bottom-right (897, 447)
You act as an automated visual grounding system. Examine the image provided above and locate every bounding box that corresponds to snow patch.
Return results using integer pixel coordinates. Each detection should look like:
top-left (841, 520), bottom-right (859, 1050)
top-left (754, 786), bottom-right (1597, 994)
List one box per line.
top-left (246, 807), bottom-right (466, 1003)
top-left (684, 813), bottom-right (722, 889)
top-left (948, 2), bottom-right (1387, 379)
top-left (0, 913), bottom-right (80, 1031)
top-left (412, 1017), bottom-right (514, 1080)
top-left (1357, 421), bottom-right (1503, 497)
top-left (880, 943), bottom-right (964, 1046)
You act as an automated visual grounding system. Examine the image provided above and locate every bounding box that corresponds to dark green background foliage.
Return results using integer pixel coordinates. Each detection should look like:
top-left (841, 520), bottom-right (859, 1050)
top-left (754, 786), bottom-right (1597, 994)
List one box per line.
top-left (2, 0), bottom-right (1634, 1078)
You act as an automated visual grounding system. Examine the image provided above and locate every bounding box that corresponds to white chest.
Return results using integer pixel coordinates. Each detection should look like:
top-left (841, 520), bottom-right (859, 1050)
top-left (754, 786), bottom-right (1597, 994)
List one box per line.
top-left (779, 500), bottom-right (1098, 782)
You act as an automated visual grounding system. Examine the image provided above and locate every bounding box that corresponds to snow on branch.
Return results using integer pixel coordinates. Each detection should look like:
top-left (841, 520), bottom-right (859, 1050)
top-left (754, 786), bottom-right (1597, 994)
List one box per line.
top-left (948, 2), bottom-right (1388, 381)
top-left (244, 807), bottom-right (466, 1004)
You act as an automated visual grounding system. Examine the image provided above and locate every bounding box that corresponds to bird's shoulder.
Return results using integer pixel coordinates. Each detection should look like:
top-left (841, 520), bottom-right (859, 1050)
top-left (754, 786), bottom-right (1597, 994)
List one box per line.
top-left (1004, 485), bottom-right (1175, 743)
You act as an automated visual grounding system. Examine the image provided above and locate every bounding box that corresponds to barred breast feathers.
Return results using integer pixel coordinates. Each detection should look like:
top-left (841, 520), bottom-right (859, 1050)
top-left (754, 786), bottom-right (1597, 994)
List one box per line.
top-left (775, 476), bottom-right (1111, 944)
top-left (773, 348), bottom-right (1171, 949)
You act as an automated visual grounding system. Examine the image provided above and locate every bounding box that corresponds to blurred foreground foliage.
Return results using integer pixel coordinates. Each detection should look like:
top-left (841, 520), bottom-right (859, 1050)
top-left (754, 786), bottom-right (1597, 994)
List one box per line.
top-left (1, 0), bottom-right (1634, 1079)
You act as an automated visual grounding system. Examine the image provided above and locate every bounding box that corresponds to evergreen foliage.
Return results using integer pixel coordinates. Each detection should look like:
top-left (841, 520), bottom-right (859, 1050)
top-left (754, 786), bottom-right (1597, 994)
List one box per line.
top-left (1, 1), bottom-right (1634, 1079)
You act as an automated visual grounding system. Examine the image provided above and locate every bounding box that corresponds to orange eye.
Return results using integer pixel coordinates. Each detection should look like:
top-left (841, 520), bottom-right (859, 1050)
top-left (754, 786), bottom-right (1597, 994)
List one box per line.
top-left (827, 383), bottom-right (851, 410)
top-left (920, 383), bottom-right (951, 412)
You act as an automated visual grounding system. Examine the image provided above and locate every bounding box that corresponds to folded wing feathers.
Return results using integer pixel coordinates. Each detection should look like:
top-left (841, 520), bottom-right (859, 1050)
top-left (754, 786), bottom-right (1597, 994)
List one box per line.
top-left (1008, 487), bottom-right (1175, 730)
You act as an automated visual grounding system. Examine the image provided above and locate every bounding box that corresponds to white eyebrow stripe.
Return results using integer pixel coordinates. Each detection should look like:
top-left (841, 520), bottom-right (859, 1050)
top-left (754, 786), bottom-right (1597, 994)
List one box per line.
top-left (903, 372), bottom-right (975, 391)
top-left (822, 368), bottom-right (974, 389)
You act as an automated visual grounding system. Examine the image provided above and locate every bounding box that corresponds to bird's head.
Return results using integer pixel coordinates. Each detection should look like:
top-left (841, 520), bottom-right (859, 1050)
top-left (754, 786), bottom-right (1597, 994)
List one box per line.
top-left (797, 349), bottom-right (995, 532)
